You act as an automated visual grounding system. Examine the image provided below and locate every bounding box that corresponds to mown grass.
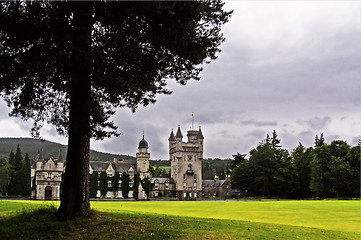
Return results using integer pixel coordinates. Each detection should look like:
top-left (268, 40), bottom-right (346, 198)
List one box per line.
top-left (90, 200), bottom-right (360, 233)
top-left (0, 200), bottom-right (359, 240)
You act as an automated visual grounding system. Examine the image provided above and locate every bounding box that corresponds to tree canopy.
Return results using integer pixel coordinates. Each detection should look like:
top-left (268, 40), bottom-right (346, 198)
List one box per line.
top-left (0, 1), bottom-right (231, 219)
top-left (0, 1), bottom-right (231, 139)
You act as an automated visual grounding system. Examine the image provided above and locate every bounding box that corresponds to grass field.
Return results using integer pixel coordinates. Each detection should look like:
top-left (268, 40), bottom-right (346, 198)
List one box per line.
top-left (0, 200), bottom-right (360, 239)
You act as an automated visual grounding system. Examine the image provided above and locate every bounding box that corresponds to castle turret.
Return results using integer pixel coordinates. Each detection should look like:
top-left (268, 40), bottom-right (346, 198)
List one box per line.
top-left (175, 125), bottom-right (183, 142)
top-left (136, 134), bottom-right (150, 177)
top-left (169, 125), bottom-right (204, 200)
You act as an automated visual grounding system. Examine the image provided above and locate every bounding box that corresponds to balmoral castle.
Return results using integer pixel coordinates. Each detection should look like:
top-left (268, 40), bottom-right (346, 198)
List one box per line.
top-left (31, 126), bottom-right (235, 200)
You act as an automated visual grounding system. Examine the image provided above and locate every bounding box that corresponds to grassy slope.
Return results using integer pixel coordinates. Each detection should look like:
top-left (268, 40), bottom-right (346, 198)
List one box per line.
top-left (0, 200), bottom-right (359, 240)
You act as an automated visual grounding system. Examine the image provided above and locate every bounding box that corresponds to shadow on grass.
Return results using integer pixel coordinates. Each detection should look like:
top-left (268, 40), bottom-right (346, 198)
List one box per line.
top-left (0, 206), bottom-right (359, 240)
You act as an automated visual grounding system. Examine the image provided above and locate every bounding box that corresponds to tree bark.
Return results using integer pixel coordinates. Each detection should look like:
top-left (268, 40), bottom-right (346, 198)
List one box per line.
top-left (56, 3), bottom-right (93, 220)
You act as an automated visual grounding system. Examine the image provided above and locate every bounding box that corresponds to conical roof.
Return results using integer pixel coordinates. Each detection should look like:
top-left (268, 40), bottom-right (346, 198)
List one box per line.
top-left (175, 125), bottom-right (183, 139)
top-left (168, 129), bottom-right (176, 141)
top-left (197, 127), bottom-right (204, 139)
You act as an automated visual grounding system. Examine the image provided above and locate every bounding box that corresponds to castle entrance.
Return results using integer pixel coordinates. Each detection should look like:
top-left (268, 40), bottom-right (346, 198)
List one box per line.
top-left (45, 186), bottom-right (52, 200)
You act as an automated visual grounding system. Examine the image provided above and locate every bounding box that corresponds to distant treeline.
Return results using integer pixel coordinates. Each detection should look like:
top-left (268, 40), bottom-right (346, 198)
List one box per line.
top-left (230, 131), bottom-right (360, 199)
top-left (0, 138), bottom-right (135, 162)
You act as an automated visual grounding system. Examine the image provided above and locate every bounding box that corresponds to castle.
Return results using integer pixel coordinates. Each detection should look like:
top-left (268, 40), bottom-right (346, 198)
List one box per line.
top-left (31, 126), bottom-right (234, 200)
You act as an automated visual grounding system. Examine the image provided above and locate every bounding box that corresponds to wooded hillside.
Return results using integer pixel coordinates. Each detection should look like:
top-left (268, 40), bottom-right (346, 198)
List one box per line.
top-left (0, 138), bottom-right (135, 163)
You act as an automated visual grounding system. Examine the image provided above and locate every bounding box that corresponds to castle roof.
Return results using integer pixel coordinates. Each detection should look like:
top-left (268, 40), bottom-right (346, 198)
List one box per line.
top-left (90, 161), bottom-right (135, 173)
top-left (175, 125), bottom-right (183, 139)
top-left (138, 135), bottom-right (148, 149)
top-left (197, 127), bottom-right (204, 139)
top-left (168, 130), bottom-right (176, 141)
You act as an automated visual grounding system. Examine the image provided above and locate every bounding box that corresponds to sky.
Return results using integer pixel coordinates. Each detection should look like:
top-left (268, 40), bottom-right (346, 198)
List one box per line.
top-left (0, 1), bottom-right (360, 160)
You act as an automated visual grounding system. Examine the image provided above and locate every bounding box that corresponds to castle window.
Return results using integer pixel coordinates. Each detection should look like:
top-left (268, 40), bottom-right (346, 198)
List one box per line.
top-left (187, 164), bottom-right (192, 171)
top-left (165, 182), bottom-right (169, 189)
top-left (154, 181), bottom-right (159, 189)
top-left (129, 180), bottom-right (134, 188)
top-left (194, 174), bottom-right (197, 181)
top-left (194, 192), bottom-right (197, 198)
top-left (129, 171), bottom-right (134, 178)
top-left (98, 172), bottom-right (101, 177)
top-left (194, 182), bottom-right (197, 188)
top-left (183, 182), bottom-right (186, 189)
top-left (97, 180), bottom-right (100, 187)
top-left (107, 171), bottom-right (113, 177)
top-left (183, 174), bottom-right (186, 180)
top-left (108, 181), bottom-right (112, 187)
top-left (118, 180), bottom-right (122, 187)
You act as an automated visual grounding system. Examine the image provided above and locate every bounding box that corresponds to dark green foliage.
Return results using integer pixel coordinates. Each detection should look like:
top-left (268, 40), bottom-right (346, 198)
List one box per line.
top-left (0, 158), bottom-right (12, 195)
top-left (291, 143), bottom-right (312, 198)
top-left (121, 172), bottom-right (130, 199)
top-left (310, 140), bottom-right (358, 198)
top-left (8, 145), bottom-right (24, 195)
top-left (99, 172), bottom-right (108, 197)
top-left (89, 172), bottom-right (98, 198)
top-left (141, 176), bottom-right (152, 200)
top-left (0, 138), bottom-right (135, 162)
top-left (111, 172), bottom-right (120, 192)
top-left (18, 153), bottom-right (31, 196)
top-left (133, 173), bottom-right (140, 200)
top-left (230, 153), bottom-right (247, 170)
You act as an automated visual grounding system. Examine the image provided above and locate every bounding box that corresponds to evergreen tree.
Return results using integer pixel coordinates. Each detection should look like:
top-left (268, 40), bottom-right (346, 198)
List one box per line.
top-left (18, 153), bottom-right (31, 196)
top-left (120, 172), bottom-right (130, 199)
top-left (8, 145), bottom-right (24, 195)
top-left (89, 172), bottom-right (98, 198)
top-left (133, 173), bottom-right (140, 200)
top-left (0, 1), bottom-right (231, 219)
top-left (230, 153), bottom-right (247, 170)
top-left (291, 143), bottom-right (312, 198)
top-left (141, 177), bottom-right (152, 200)
top-left (0, 158), bottom-right (12, 195)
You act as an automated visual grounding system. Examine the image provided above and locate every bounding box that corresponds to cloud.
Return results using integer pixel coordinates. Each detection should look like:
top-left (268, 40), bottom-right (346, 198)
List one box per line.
top-left (305, 116), bottom-right (332, 130)
top-left (241, 119), bottom-right (277, 127)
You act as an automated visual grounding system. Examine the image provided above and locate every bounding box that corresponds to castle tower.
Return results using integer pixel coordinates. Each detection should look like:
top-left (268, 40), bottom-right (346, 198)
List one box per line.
top-left (136, 134), bottom-right (150, 200)
top-left (169, 126), bottom-right (204, 200)
top-left (136, 134), bottom-right (150, 179)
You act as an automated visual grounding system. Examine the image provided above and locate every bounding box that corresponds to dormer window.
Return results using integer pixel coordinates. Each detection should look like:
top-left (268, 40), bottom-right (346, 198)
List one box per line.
top-left (154, 181), bottom-right (159, 189)
top-left (107, 171), bottom-right (113, 177)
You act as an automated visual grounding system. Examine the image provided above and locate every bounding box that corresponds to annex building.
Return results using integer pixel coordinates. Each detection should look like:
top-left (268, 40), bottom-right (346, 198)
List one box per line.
top-left (31, 126), bottom-right (234, 200)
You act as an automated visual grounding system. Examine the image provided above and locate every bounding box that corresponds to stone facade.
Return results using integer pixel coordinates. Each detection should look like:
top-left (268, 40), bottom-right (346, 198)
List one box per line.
top-left (31, 152), bottom-right (64, 200)
top-left (169, 126), bottom-right (204, 199)
top-left (31, 127), bottom-right (237, 200)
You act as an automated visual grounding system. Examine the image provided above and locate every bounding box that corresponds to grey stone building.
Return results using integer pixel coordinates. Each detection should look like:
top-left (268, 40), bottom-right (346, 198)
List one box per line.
top-left (31, 126), bottom-right (236, 200)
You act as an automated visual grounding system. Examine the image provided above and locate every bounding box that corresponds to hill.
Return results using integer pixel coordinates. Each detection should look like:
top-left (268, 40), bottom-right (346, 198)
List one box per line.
top-left (0, 138), bottom-right (135, 163)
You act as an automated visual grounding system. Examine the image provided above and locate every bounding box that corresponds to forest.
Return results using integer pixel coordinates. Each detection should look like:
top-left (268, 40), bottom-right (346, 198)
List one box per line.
top-left (230, 131), bottom-right (360, 198)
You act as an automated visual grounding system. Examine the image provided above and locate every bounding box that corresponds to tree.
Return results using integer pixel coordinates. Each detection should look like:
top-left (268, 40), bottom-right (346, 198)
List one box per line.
top-left (0, 158), bottom-right (12, 195)
top-left (89, 172), bottom-right (98, 198)
top-left (120, 172), bottom-right (130, 199)
top-left (140, 177), bottom-right (152, 200)
top-left (230, 153), bottom-right (247, 170)
top-left (18, 152), bottom-right (31, 196)
top-left (291, 143), bottom-right (312, 198)
top-left (0, 1), bottom-right (231, 219)
top-left (8, 145), bottom-right (24, 195)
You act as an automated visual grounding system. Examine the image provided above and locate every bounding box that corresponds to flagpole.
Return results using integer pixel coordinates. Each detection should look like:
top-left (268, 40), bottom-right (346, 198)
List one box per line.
top-left (192, 112), bottom-right (194, 130)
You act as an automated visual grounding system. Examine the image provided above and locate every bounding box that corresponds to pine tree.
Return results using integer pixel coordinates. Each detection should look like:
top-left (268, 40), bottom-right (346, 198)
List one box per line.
top-left (0, 1), bottom-right (231, 219)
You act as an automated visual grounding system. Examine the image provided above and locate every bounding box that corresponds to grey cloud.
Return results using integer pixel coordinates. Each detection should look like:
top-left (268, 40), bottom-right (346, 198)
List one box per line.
top-left (305, 116), bottom-right (331, 130)
top-left (241, 119), bottom-right (277, 127)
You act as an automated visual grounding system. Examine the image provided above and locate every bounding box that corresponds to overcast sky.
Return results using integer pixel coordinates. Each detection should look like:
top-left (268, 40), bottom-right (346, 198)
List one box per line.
top-left (0, 1), bottom-right (360, 159)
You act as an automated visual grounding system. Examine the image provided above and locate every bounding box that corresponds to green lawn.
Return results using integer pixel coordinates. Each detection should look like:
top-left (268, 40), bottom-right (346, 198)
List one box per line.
top-left (0, 200), bottom-right (359, 239)
top-left (91, 200), bottom-right (360, 233)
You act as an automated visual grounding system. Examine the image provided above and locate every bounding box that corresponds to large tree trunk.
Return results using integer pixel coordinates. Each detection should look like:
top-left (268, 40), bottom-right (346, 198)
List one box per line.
top-left (56, 3), bottom-right (93, 220)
